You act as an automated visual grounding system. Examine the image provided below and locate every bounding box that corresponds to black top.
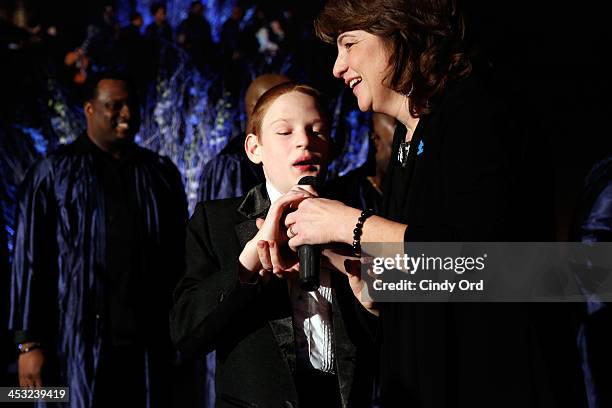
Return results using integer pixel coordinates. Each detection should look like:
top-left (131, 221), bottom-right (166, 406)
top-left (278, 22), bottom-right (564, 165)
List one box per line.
top-left (383, 76), bottom-right (512, 241)
top-left (79, 136), bottom-right (145, 346)
top-left (385, 122), bottom-right (412, 221)
top-left (377, 76), bottom-right (586, 407)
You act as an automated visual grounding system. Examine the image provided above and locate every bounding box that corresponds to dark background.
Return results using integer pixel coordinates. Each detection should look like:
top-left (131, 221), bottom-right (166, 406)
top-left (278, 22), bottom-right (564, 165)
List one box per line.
top-left (3, 0), bottom-right (610, 236)
top-left (1, 0), bottom-right (611, 388)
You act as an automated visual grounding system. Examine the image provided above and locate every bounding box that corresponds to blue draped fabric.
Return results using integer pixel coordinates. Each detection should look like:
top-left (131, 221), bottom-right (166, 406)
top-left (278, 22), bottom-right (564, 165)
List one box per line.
top-left (573, 156), bottom-right (612, 408)
top-left (9, 136), bottom-right (187, 407)
top-left (198, 152), bottom-right (253, 201)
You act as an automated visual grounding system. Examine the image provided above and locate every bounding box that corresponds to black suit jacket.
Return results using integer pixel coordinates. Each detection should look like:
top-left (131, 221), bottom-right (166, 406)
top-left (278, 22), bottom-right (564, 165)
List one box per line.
top-left (170, 184), bottom-right (375, 408)
top-left (378, 77), bottom-right (586, 407)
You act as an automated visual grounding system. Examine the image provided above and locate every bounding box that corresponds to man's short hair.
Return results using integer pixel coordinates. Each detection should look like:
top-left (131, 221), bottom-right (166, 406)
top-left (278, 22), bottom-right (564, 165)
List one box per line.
top-left (83, 71), bottom-right (137, 104)
top-left (130, 11), bottom-right (143, 22)
top-left (150, 2), bottom-right (166, 15)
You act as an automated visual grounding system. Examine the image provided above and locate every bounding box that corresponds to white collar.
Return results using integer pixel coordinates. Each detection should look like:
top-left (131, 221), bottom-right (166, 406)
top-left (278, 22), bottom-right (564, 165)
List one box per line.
top-left (265, 182), bottom-right (283, 205)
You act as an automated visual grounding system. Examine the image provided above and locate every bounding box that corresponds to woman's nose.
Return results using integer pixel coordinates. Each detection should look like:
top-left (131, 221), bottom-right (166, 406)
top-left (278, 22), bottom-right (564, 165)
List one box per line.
top-left (332, 51), bottom-right (347, 79)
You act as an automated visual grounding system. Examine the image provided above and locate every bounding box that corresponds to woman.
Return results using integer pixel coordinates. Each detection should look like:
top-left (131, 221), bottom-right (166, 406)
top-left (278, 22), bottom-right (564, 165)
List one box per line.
top-left (278, 0), bottom-right (586, 406)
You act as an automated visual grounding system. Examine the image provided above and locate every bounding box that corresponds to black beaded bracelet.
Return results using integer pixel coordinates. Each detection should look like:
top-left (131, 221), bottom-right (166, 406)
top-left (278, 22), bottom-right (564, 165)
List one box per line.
top-left (352, 208), bottom-right (374, 256)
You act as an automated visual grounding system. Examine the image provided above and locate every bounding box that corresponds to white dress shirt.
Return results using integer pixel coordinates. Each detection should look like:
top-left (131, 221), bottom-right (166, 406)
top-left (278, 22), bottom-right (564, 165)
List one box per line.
top-left (266, 182), bottom-right (336, 373)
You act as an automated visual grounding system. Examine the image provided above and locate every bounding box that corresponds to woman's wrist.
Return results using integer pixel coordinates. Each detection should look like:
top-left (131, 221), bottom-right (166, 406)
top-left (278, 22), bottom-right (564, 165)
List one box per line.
top-left (351, 209), bottom-right (375, 256)
top-left (339, 206), bottom-right (363, 245)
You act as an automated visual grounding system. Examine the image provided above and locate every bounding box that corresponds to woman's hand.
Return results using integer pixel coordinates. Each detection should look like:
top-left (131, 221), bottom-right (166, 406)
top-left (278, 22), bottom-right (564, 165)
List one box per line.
top-left (322, 248), bottom-right (379, 316)
top-left (285, 198), bottom-right (361, 249)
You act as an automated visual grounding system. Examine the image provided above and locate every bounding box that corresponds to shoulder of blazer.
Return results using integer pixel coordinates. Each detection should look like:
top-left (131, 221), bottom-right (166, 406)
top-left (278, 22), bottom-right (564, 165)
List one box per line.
top-left (195, 183), bottom-right (270, 224)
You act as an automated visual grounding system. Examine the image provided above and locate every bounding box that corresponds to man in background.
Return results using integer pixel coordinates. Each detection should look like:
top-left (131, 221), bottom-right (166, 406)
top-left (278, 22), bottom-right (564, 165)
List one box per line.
top-left (10, 71), bottom-right (189, 407)
top-left (177, 1), bottom-right (215, 73)
top-left (328, 112), bottom-right (395, 213)
top-left (572, 155), bottom-right (612, 408)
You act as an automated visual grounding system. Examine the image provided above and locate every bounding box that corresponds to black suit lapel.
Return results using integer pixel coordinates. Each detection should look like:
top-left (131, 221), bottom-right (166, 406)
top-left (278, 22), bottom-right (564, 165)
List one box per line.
top-left (234, 184), bottom-right (270, 247)
top-left (269, 317), bottom-right (296, 375)
top-left (234, 220), bottom-right (258, 249)
top-left (233, 184), bottom-right (297, 375)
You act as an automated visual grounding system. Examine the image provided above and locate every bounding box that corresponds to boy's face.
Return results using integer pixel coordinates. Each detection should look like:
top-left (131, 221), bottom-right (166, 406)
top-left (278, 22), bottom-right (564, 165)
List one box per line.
top-left (246, 92), bottom-right (331, 193)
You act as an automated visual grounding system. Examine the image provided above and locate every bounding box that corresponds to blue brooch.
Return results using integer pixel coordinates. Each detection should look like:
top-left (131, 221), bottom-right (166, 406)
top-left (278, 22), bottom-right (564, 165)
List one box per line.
top-left (417, 140), bottom-right (424, 156)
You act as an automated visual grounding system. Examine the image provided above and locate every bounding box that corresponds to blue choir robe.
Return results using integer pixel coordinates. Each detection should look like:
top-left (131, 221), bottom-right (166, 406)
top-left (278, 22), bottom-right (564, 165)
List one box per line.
top-left (9, 134), bottom-right (187, 407)
top-left (572, 156), bottom-right (612, 408)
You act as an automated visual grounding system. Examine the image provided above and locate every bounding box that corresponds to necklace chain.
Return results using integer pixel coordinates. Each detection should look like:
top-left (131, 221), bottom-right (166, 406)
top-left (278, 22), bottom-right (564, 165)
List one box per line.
top-left (397, 126), bottom-right (414, 168)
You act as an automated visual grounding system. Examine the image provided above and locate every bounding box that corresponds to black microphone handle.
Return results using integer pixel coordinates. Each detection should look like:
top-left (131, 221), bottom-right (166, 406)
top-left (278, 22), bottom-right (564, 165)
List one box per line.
top-left (297, 176), bottom-right (322, 291)
top-left (298, 244), bottom-right (320, 291)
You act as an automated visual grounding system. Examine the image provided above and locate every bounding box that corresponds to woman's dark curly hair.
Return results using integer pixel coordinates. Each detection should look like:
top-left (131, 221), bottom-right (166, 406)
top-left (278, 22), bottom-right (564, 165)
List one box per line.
top-left (315, 0), bottom-right (472, 116)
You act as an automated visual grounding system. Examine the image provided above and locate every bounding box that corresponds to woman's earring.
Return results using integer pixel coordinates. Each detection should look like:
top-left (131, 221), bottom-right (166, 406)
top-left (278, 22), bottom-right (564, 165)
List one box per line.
top-left (405, 83), bottom-right (414, 98)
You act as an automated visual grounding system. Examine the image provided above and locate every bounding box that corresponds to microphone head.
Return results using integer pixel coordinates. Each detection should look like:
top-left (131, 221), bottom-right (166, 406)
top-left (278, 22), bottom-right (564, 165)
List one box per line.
top-left (298, 176), bottom-right (323, 192)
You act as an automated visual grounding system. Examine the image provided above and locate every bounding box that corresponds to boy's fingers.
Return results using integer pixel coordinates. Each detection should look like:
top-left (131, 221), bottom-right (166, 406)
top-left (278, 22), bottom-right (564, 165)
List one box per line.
top-left (268, 241), bottom-right (286, 275)
top-left (272, 191), bottom-right (308, 212)
top-left (256, 241), bottom-right (272, 272)
top-left (289, 185), bottom-right (318, 197)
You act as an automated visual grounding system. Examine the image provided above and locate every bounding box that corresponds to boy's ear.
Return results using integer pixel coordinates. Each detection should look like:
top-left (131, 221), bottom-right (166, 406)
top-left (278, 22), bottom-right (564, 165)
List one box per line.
top-left (245, 133), bottom-right (262, 164)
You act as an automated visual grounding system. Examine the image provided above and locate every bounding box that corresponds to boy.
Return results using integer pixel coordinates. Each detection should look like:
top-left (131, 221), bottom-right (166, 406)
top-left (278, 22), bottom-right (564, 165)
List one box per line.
top-left (170, 83), bottom-right (374, 407)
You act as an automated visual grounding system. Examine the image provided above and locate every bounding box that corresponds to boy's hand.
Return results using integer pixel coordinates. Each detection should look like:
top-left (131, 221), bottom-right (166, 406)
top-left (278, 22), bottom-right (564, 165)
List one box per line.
top-left (238, 187), bottom-right (313, 281)
top-left (254, 238), bottom-right (299, 280)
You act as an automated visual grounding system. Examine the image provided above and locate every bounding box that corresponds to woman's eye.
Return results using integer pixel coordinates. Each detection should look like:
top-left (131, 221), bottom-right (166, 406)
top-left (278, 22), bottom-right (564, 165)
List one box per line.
top-left (344, 42), bottom-right (354, 50)
top-left (276, 131), bottom-right (291, 135)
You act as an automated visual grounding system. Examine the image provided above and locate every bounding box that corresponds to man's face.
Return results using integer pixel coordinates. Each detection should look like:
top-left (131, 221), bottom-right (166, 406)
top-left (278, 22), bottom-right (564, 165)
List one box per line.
top-left (231, 6), bottom-right (244, 20)
top-left (85, 79), bottom-right (138, 150)
top-left (192, 3), bottom-right (203, 16)
top-left (154, 8), bottom-right (167, 25)
top-left (103, 5), bottom-right (115, 22)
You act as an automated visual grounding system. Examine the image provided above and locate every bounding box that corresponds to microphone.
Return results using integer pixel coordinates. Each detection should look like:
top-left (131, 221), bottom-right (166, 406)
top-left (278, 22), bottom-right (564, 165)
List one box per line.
top-left (297, 176), bottom-right (323, 291)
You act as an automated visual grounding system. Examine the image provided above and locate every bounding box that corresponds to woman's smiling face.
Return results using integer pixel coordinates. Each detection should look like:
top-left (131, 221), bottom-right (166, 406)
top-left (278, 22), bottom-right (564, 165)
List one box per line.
top-left (332, 30), bottom-right (396, 113)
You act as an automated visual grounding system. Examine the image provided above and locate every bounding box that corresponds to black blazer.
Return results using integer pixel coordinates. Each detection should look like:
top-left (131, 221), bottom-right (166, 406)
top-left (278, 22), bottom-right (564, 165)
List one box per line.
top-left (170, 184), bottom-right (375, 408)
top-left (378, 77), bottom-right (586, 407)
